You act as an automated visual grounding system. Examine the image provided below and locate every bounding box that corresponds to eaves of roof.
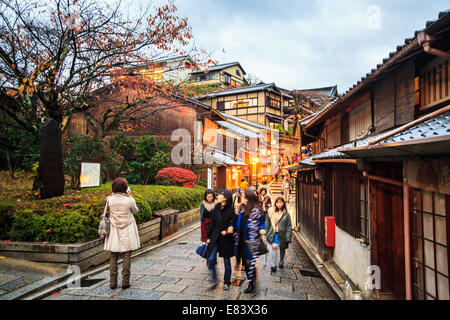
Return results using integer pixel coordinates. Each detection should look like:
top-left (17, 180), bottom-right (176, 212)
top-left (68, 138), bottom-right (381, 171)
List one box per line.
top-left (305, 9), bottom-right (450, 130)
top-left (199, 82), bottom-right (293, 100)
top-left (190, 61), bottom-right (247, 75)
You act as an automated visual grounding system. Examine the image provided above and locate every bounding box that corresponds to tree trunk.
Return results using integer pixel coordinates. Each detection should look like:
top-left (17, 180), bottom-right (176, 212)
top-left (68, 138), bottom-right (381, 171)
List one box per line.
top-left (39, 118), bottom-right (65, 199)
top-left (5, 148), bottom-right (14, 179)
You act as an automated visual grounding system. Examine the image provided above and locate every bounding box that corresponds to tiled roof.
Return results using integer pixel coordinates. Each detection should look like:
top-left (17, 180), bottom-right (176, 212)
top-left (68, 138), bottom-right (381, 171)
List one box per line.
top-left (305, 9), bottom-right (450, 129)
top-left (210, 150), bottom-right (247, 166)
top-left (299, 97), bottom-right (339, 127)
top-left (299, 156), bottom-right (316, 167)
top-left (217, 111), bottom-right (277, 132)
top-left (311, 133), bottom-right (386, 160)
top-left (379, 110), bottom-right (450, 144)
top-left (216, 120), bottom-right (261, 139)
top-left (190, 61), bottom-right (246, 75)
top-left (298, 113), bottom-right (317, 126)
top-left (199, 82), bottom-right (293, 99)
top-left (294, 85), bottom-right (338, 99)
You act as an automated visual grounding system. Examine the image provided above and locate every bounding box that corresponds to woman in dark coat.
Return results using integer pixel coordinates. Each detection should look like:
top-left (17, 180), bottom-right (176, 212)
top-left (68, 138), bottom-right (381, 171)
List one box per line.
top-left (206, 190), bottom-right (235, 290)
top-left (200, 189), bottom-right (216, 243)
top-left (234, 190), bottom-right (266, 294)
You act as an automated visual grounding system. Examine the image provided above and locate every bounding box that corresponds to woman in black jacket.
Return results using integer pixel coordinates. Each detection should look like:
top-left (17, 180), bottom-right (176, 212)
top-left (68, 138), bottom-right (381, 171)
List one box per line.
top-left (206, 190), bottom-right (235, 290)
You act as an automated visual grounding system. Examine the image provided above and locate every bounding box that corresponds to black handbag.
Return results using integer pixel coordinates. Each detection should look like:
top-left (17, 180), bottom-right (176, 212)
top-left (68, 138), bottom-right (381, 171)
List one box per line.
top-left (258, 239), bottom-right (269, 256)
top-left (245, 239), bottom-right (268, 256)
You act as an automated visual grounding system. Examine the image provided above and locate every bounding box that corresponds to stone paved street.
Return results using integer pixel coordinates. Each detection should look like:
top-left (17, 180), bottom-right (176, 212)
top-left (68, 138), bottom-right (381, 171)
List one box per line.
top-left (44, 228), bottom-right (338, 300)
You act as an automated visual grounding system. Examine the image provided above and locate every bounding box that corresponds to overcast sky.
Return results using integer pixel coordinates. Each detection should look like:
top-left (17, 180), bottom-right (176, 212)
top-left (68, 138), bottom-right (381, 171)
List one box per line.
top-left (129, 1), bottom-right (449, 94)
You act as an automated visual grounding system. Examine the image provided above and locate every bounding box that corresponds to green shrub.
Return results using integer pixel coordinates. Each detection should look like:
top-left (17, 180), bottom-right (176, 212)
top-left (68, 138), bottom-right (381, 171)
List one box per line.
top-left (160, 179), bottom-right (170, 186)
top-left (5, 184), bottom-right (204, 243)
top-left (107, 133), bottom-right (134, 175)
top-left (0, 116), bottom-right (40, 173)
top-left (0, 200), bottom-right (15, 239)
top-left (125, 136), bottom-right (170, 185)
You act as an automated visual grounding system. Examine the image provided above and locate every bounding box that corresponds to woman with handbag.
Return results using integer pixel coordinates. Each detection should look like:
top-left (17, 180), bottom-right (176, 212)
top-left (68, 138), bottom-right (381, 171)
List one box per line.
top-left (102, 177), bottom-right (140, 290)
top-left (234, 190), bottom-right (266, 294)
top-left (206, 190), bottom-right (235, 290)
top-left (265, 197), bottom-right (292, 272)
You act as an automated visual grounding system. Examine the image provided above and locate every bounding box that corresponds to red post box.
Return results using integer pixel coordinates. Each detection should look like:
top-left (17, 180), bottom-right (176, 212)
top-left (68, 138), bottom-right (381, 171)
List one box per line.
top-left (325, 216), bottom-right (335, 247)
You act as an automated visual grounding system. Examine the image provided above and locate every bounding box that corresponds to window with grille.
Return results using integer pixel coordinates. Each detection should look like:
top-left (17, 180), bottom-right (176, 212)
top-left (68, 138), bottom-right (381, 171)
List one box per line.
top-left (410, 189), bottom-right (449, 300)
top-left (419, 57), bottom-right (449, 111)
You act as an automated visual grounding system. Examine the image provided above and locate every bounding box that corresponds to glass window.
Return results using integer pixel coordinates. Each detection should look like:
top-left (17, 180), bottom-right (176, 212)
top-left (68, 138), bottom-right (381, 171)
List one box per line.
top-left (224, 74), bottom-right (231, 84)
top-left (233, 100), bottom-right (249, 108)
top-left (236, 69), bottom-right (241, 76)
top-left (438, 274), bottom-right (450, 300)
top-left (359, 181), bottom-right (369, 243)
top-left (410, 189), bottom-right (449, 300)
top-left (200, 73), bottom-right (214, 81)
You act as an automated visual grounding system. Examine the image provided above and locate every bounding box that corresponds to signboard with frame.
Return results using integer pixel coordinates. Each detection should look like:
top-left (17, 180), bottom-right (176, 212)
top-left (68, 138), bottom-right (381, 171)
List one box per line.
top-left (79, 161), bottom-right (101, 188)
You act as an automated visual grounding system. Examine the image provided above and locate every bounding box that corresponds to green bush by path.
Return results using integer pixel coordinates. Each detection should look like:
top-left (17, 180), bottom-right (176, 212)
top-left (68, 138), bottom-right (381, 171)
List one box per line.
top-left (2, 182), bottom-right (205, 243)
top-left (0, 200), bottom-right (15, 239)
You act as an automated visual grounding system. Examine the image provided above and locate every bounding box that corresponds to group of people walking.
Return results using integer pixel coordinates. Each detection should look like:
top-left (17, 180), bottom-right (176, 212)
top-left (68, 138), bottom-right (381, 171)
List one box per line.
top-left (200, 181), bottom-right (292, 293)
top-left (100, 176), bottom-right (292, 293)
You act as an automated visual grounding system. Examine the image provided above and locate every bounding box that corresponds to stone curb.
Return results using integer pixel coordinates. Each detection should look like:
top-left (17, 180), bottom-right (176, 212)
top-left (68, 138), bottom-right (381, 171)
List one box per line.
top-left (9, 223), bottom-right (201, 300)
top-left (292, 230), bottom-right (343, 300)
top-left (0, 272), bottom-right (72, 301)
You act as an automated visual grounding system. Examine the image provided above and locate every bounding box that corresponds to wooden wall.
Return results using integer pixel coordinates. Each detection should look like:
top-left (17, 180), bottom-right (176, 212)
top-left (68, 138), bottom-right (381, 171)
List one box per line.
top-left (296, 168), bottom-right (333, 261)
top-left (374, 62), bottom-right (415, 133)
top-left (332, 164), bottom-right (364, 238)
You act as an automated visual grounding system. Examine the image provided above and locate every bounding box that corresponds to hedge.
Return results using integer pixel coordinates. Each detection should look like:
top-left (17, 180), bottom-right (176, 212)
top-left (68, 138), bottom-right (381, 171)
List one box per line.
top-left (1, 184), bottom-right (205, 243)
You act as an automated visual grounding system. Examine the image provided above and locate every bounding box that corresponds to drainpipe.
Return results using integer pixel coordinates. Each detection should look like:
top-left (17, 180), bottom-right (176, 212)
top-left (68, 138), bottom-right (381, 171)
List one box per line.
top-left (403, 174), bottom-right (412, 300)
top-left (417, 31), bottom-right (450, 60)
top-left (301, 126), bottom-right (326, 145)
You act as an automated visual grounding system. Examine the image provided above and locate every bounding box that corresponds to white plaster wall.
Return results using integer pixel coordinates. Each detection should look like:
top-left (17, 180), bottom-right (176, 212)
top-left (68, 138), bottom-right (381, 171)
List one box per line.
top-left (333, 226), bottom-right (371, 290)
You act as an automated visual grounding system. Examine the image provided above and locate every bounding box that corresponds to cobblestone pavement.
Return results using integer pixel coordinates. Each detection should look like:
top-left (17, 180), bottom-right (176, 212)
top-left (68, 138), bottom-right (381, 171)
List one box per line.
top-left (44, 227), bottom-right (337, 300)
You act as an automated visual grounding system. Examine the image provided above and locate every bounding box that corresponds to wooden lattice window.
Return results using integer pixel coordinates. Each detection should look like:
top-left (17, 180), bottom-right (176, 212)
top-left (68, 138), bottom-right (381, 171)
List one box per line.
top-left (419, 57), bottom-right (449, 111)
top-left (410, 189), bottom-right (449, 300)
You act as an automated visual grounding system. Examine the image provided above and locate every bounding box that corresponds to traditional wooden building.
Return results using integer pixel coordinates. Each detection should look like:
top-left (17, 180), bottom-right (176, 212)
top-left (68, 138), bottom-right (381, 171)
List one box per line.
top-left (65, 78), bottom-right (280, 191)
top-left (188, 61), bottom-right (248, 89)
top-left (199, 82), bottom-right (294, 128)
top-left (293, 10), bottom-right (450, 300)
top-left (208, 111), bottom-right (279, 189)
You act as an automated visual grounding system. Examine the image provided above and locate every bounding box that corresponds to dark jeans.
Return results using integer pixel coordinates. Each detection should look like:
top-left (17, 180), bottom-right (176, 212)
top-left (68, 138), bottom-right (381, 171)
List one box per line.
top-left (208, 244), bottom-right (231, 286)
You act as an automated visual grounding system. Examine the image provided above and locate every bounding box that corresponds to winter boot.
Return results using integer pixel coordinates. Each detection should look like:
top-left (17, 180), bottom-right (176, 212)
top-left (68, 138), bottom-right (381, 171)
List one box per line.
top-left (122, 251), bottom-right (132, 289)
top-left (109, 252), bottom-right (119, 289)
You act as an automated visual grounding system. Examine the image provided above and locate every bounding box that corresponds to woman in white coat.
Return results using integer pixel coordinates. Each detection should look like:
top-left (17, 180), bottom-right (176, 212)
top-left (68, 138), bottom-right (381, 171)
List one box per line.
top-left (104, 177), bottom-right (140, 289)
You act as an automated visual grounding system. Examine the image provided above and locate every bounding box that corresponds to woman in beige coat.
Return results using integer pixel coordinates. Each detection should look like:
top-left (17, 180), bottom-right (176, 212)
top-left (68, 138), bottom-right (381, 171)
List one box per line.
top-left (104, 177), bottom-right (140, 289)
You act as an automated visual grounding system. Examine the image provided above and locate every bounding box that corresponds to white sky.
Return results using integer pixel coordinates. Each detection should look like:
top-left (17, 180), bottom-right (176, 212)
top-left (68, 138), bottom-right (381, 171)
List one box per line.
top-left (126, 0), bottom-right (449, 94)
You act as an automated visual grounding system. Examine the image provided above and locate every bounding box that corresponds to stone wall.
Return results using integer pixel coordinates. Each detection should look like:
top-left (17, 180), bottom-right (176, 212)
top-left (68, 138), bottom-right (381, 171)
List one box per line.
top-left (177, 208), bottom-right (200, 229)
top-left (0, 207), bottom-right (201, 272)
top-left (0, 218), bottom-right (161, 272)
